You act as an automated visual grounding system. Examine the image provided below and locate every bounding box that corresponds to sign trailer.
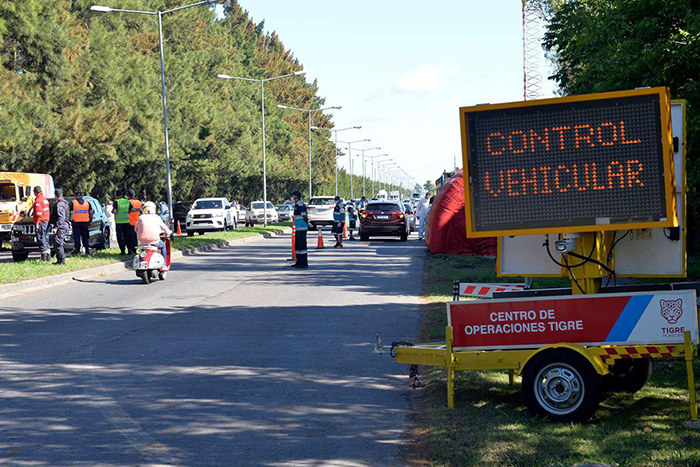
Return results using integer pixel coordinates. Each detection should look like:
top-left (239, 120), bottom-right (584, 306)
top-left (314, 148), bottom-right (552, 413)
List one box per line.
top-left (377, 89), bottom-right (699, 423)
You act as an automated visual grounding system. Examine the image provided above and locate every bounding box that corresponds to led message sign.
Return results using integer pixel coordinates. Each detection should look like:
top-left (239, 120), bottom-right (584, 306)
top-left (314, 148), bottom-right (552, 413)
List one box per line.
top-left (460, 88), bottom-right (675, 237)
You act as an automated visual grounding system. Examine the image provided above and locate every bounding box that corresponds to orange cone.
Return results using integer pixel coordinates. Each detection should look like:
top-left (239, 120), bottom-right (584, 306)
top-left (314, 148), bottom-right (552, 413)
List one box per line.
top-left (343, 213), bottom-right (348, 239)
top-left (176, 221), bottom-right (182, 236)
top-left (317, 226), bottom-right (324, 249)
top-left (291, 224), bottom-right (297, 260)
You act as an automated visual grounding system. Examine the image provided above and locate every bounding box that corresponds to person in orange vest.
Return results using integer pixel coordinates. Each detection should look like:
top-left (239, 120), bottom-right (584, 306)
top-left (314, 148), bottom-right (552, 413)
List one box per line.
top-left (125, 189), bottom-right (142, 255)
top-left (69, 190), bottom-right (93, 255)
top-left (32, 186), bottom-right (51, 261)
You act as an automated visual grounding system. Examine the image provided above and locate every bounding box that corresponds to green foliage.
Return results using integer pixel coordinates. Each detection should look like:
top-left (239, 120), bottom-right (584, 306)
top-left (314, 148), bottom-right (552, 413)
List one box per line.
top-left (543, 0), bottom-right (700, 251)
top-left (0, 0), bottom-right (351, 205)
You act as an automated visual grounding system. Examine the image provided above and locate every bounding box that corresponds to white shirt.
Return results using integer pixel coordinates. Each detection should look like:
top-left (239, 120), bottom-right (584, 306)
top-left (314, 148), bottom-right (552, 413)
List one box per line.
top-left (416, 199), bottom-right (430, 218)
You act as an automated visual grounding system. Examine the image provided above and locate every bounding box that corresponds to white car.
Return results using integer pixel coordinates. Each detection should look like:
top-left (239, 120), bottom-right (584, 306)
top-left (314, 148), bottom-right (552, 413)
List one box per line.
top-left (245, 201), bottom-right (278, 226)
top-left (307, 196), bottom-right (337, 227)
top-left (186, 197), bottom-right (235, 236)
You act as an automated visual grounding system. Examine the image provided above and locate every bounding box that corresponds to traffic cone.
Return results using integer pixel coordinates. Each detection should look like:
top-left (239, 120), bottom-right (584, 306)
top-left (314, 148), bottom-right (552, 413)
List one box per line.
top-left (289, 224), bottom-right (297, 261)
top-left (343, 212), bottom-right (348, 239)
top-left (317, 226), bottom-right (324, 249)
top-left (176, 221), bottom-right (182, 236)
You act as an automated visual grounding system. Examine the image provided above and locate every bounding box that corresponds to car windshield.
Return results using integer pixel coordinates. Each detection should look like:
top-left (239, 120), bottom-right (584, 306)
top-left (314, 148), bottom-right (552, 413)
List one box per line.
top-left (277, 205), bottom-right (291, 212)
top-left (194, 200), bottom-right (222, 210)
top-left (367, 203), bottom-right (401, 212)
top-left (0, 183), bottom-right (16, 201)
top-left (251, 202), bottom-right (274, 210)
top-left (309, 198), bottom-right (335, 206)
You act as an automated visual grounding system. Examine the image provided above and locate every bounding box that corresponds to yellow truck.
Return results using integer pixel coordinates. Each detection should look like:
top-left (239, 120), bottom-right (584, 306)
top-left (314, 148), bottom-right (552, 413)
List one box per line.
top-left (0, 172), bottom-right (54, 241)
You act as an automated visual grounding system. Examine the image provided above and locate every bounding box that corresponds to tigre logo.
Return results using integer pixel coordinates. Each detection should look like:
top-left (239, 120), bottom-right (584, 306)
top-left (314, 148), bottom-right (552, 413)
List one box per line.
top-left (660, 299), bottom-right (683, 324)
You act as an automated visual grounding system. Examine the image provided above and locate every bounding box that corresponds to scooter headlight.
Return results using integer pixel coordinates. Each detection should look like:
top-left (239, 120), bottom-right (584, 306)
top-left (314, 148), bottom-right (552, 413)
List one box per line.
top-left (139, 251), bottom-right (147, 259)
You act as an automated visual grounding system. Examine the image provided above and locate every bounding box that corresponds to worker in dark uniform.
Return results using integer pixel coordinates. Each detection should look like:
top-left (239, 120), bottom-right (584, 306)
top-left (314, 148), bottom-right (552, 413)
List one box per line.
top-left (50, 189), bottom-right (69, 265)
top-left (347, 200), bottom-right (357, 241)
top-left (70, 190), bottom-right (93, 255)
top-left (291, 190), bottom-right (309, 268)
top-left (331, 195), bottom-right (345, 248)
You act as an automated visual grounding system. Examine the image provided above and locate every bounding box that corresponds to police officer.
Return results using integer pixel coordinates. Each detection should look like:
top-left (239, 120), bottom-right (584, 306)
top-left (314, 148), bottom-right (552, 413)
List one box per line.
top-left (50, 189), bottom-right (69, 265)
top-left (112, 190), bottom-right (130, 256)
top-left (291, 190), bottom-right (309, 268)
top-left (331, 195), bottom-right (345, 248)
top-left (70, 190), bottom-right (93, 255)
top-left (347, 200), bottom-right (357, 241)
top-left (32, 186), bottom-right (51, 261)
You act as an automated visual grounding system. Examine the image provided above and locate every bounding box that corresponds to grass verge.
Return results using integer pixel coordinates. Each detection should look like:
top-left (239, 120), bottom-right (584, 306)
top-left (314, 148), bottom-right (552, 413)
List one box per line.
top-left (409, 253), bottom-right (700, 467)
top-left (0, 222), bottom-right (291, 285)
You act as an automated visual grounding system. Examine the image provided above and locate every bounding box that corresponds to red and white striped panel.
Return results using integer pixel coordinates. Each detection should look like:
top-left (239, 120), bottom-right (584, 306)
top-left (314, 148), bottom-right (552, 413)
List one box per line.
top-left (459, 283), bottom-right (525, 298)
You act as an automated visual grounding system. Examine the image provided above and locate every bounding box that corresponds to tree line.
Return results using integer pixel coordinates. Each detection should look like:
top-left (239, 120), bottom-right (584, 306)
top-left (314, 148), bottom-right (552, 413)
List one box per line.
top-left (0, 0), bottom-right (401, 205)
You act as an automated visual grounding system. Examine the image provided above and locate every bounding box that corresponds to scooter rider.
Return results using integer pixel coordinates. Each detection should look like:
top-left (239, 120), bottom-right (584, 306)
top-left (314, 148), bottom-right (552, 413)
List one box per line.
top-left (135, 202), bottom-right (171, 260)
top-left (291, 190), bottom-right (309, 268)
top-left (331, 196), bottom-right (345, 248)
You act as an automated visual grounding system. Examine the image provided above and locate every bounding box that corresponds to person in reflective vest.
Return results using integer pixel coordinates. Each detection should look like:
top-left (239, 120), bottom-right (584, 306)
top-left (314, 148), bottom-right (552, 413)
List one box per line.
top-left (50, 188), bottom-right (69, 265)
top-left (69, 190), bottom-right (93, 255)
top-left (347, 200), bottom-right (357, 241)
top-left (112, 189), bottom-right (131, 255)
top-left (126, 189), bottom-right (142, 255)
top-left (331, 195), bottom-right (345, 248)
top-left (32, 185), bottom-right (51, 261)
top-left (291, 190), bottom-right (309, 268)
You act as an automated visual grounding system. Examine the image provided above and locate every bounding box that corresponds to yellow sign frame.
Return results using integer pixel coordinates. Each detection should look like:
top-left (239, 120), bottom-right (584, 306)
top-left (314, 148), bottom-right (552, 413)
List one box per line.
top-left (460, 87), bottom-right (676, 238)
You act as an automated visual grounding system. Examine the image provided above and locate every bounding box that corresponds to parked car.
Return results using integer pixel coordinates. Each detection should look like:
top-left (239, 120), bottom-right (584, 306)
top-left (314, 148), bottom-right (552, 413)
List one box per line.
top-left (275, 204), bottom-right (293, 221)
top-left (306, 196), bottom-right (336, 227)
top-left (173, 201), bottom-right (192, 233)
top-left (237, 206), bottom-right (246, 224)
top-left (11, 196), bottom-right (111, 261)
top-left (359, 200), bottom-right (409, 242)
top-left (245, 201), bottom-right (278, 226)
top-left (185, 197), bottom-right (235, 236)
top-left (403, 202), bottom-right (416, 232)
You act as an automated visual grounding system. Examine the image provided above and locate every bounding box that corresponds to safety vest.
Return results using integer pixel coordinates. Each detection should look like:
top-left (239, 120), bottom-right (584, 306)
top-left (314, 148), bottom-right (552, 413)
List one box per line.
top-left (33, 193), bottom-right (50, 224)
top-left (72, 199), bottom-right (90, 223)
top-left (293, 201), bottom-right (308, 231)
top-left (129, 199), bottom-right (142, 226)
top-left (333, 204), bottom-right (345, 223)
top-left (115, 198), bottom-right (130, 224)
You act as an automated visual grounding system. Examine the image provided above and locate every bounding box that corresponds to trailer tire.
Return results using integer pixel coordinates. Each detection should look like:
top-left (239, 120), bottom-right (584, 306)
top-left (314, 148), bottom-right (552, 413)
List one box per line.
top-left (604, 359), bottom-right (652, 394)
top-left (522, 349), bottom-right (601, 422)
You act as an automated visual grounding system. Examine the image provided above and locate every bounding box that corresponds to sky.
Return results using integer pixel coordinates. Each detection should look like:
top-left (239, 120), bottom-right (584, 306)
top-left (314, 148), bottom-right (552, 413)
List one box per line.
top-left (229, 0), bottom-right (557, 191)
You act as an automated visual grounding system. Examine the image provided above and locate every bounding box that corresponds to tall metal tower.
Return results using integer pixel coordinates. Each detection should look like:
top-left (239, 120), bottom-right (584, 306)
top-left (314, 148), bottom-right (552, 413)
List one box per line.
top-left (522, 0), bottom-right (543, 100)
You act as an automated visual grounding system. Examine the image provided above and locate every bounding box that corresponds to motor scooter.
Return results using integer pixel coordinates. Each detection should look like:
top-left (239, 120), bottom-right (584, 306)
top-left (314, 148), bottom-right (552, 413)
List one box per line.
top-left (133, 235), bottom-right (171, 284)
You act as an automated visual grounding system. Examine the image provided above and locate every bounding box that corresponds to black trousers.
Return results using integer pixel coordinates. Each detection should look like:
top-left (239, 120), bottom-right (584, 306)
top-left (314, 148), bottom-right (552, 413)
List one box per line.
top-left (125, 224), bottom-right (138, 254)
top-left (55, 227), bottom-right (67, 262)
top-left (115, 223), bottom-right (129, 254)
top-left (72, 222), bottom-right (90, 254)
top-left (294, 230), bottom-right (308, 266)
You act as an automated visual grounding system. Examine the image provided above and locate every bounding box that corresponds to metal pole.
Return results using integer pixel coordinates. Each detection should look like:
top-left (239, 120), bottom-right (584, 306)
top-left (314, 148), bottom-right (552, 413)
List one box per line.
top-left (308, 110), bottom-right (312, 199)
top-left (361, 149), bottom-right (365, 197)
top-left (157, 12), bottom-right (174, 233)
top-left (334, 130), bottom-right (338, 197)
top-left (371, 158), bottom-right (375, 196)
top-left (261, 79), bottom-right (268, 227)
top-left (349, 143), bottom-right (353, 200)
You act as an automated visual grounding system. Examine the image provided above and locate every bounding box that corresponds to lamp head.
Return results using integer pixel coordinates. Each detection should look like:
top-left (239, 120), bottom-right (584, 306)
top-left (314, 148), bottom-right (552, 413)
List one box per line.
top-left (217, 74), bottom-right (233, 80)
top-left (293, 70), bottom-right (306, 76)
top-left (90, 5), bottom-right (112, 13)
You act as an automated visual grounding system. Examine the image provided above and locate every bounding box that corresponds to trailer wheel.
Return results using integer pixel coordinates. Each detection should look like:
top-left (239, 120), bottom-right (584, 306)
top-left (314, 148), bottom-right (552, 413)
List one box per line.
top-left (522, 349), bottom-right (601, 422)
top-left (604, 359), bottom-right (652, 394)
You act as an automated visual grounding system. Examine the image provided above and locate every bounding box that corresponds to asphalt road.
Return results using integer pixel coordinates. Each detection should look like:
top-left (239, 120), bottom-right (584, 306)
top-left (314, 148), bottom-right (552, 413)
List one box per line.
top-left (0, 231), bottom-right (425, 466)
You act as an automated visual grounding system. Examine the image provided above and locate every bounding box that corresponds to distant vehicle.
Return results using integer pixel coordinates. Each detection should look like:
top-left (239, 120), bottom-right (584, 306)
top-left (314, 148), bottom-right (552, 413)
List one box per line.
top-left (411, 192), bottom-right (421, 201)
top-left (186, 197), bottom-right (234, 236)
top-left (275, 204), bottom-right (293, 221)
top-left (359, 200), bottom-right (409, 242)
top-left (403, 202), bottom-right (416, 232)
top-left (172, 201), bottom-right (192, 232)
top-left (306, 196), bottom-right (336, 227)
top-left (389, 190), bottom-right (400, 200)
top-left (245, 201), bottom-right (278, 226)
top-left (0, 172), bottom-right (54, 242)
top-left (11, 196), bottom-right (110, 261)
top-left (376, 189), bottom-right (388, 200)
top-left (237, 206), bottom-right (246, 224)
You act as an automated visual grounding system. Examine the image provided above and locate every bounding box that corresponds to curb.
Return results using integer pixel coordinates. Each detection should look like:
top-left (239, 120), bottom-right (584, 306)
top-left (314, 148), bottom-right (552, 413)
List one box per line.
top-left (0, 227), bottom-right (292, 301)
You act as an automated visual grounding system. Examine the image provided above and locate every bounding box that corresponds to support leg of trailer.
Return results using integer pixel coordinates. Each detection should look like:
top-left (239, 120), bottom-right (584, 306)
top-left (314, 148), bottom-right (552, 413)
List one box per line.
top-left (684, 331), bottom-right (698, 421)
top-left (446, 326), bottom-right (455, 409)
top-left (508, 369), bottom-right (515, 386)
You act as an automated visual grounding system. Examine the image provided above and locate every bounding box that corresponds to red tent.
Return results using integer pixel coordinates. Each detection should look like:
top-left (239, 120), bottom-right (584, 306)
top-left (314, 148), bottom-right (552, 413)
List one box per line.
top-left (425, 170), bottom-right (496, 255)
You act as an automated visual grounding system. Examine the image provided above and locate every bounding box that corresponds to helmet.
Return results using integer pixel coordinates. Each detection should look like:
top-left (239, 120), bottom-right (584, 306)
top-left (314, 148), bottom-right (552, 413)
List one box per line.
top-left (142, 201), bottom-right (156, 215)
top-left (291, 190), bottom-right (302, 199)
top-left (334, 195), bottom-right (340, 201)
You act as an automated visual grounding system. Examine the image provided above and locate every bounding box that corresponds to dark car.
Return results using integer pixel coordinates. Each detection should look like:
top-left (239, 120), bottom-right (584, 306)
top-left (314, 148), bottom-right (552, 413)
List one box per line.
top-left (11, 196), bottom-right (111, 261)
top-left (359, 200), bottom-right (409, 242)
top-left (173, 201), bottom-right (192, 232)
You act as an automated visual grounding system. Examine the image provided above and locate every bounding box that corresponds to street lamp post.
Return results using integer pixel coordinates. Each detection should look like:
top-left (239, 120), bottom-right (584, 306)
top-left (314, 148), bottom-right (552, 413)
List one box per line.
top-left (338, 139), bottom-right (370, 200)
top-left (90, 0), bottom-right (229, 232)
top-left (354, 147), bottom-right (380, 197)
top-left (311, 126), bottom-right (361, 197)
top-left (277, 105), bottom-right (341, 199)
top-left (369, 154), bottom-right (389, 196)
top-left (217, 71), bottom-right (306, 226)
